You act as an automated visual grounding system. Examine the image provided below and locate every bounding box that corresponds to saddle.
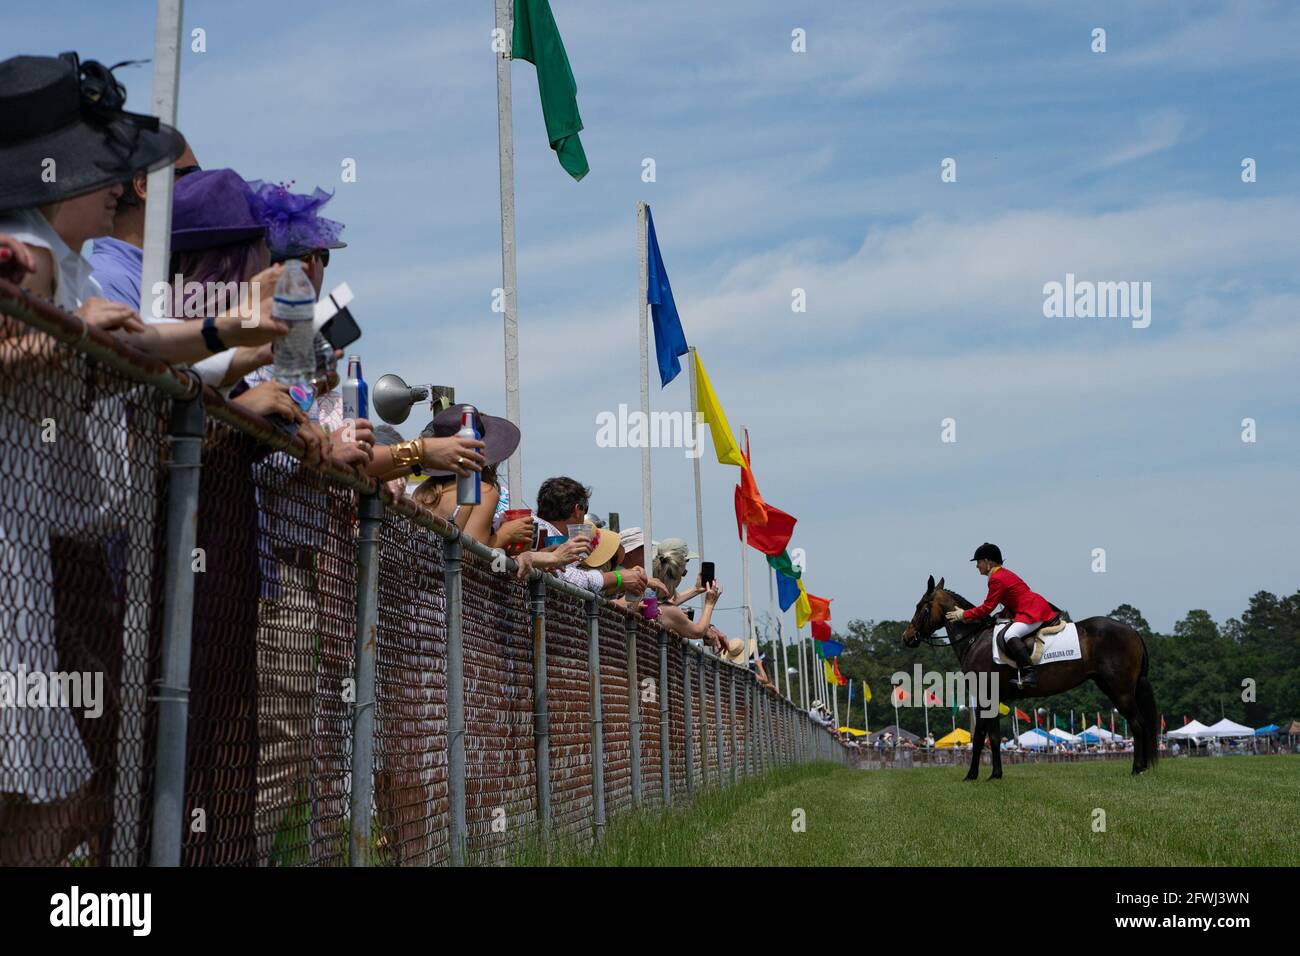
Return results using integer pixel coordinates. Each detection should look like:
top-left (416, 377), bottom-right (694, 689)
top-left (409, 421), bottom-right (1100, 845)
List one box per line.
top-left (994, 614), bottom-right (1064, 665)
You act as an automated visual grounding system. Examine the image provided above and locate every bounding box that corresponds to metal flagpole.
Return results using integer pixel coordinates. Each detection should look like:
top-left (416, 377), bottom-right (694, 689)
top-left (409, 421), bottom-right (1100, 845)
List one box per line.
top-left (687, 346), bottom-right (704, 561)
top-left (796, 624), bottom-right (808, 710)
top-left (637, 202), bottom-right (654, 577)
top-left (844, 680), bottom-right (852, 731)
top-left (766, 565), bottom-right (783, 698)
top-left (739, 427), bottom-right (754, 656)
top-left (832, 674), bottom-right (840, 730)
top-left (495, 0), bottom-right (523, 497)
top-left (923, 692), bottom-right (930, 742)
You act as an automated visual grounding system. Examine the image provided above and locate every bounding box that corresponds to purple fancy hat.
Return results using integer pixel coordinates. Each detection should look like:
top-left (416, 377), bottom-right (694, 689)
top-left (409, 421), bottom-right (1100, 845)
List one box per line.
top-left (171, 168), bottom-right (266, 252)
top-left (247, 180), bottom-right (347, 260)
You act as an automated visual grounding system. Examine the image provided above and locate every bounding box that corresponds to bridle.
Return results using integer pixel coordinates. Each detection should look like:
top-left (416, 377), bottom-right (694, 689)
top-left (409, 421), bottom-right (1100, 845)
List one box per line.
top-left (916, 589), bottom-right (981, 650)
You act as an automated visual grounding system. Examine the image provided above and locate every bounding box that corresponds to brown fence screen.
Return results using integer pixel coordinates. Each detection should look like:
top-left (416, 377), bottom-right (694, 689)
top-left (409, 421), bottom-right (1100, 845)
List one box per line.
top-left (0, 283), bottom-right (849, 867)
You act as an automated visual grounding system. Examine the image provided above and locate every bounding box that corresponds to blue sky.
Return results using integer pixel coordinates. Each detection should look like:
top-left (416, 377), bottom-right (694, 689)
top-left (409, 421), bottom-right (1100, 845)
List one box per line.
top-left (10, 0), bottom-right (1299, 636)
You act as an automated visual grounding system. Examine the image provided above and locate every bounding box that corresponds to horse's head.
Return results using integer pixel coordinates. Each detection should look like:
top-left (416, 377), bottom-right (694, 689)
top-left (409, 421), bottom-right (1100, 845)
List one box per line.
top-left (902, 574), bottom-right (948, 648)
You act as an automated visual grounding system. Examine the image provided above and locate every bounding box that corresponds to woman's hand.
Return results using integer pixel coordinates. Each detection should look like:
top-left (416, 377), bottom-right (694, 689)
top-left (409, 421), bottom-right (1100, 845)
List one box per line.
top-left (420, 435), bottom-right (486, 477)
top-left (0, 235), bottom-right (36, 282)
top-left (76, 297), bottom-right (147, 335)
top-left (232, 379), bottom-right (305, 423)
top-left (645, 576), bottom-right (671, 598)
top-left (496, 515), bottom-right (534, 550)
top-left (945, 609), bottom-right (965, 623)
top-left (326, 418), bottom-right (375, 473)
top-left (704, 580), bottom-right (723, 605)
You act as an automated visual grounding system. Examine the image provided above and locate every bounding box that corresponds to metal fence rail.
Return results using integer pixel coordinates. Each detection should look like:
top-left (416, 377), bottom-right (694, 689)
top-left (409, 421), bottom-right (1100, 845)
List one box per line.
top-left (0, 280), bottom-right (851, 867)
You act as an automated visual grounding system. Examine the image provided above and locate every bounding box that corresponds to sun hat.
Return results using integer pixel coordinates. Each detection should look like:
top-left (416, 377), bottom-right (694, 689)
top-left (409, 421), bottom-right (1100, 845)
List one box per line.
top-left (722, 635), bottom-right (750, 663)
top-left (0, 53), bottom-right (186, 213)
top-left (580, 524), bottom-right (622, 568)
top-left (417, 403), bottom-right (521, 478)
top-left (619, 527), bottom-right (644, 554)
top-left (247, 180), bottom-right (347, 260)
top-left (170, 169), bottom-right (267, 252)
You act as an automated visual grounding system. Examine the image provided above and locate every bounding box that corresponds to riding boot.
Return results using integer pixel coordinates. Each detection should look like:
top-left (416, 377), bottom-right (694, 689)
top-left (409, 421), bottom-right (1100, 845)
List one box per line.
top-left (1005, 636), bottom-right (1038, 689)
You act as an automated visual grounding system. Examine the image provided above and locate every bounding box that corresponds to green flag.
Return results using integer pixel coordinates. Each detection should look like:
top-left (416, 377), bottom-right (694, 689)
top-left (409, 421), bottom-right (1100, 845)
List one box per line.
top-left (512, 0), bottom-right (589, 180)
top-left (767, 551), bottom-right (801, 579)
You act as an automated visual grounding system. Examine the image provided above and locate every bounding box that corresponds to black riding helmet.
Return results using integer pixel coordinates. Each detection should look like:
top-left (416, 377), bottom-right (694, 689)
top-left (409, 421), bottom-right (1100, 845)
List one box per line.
top-left (970, 542), bottom-right (1002, 563)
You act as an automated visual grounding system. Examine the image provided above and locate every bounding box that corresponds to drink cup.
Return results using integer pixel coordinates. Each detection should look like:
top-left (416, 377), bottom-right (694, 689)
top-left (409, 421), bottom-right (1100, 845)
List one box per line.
top-left (501, 508), bottom-right (533, 555)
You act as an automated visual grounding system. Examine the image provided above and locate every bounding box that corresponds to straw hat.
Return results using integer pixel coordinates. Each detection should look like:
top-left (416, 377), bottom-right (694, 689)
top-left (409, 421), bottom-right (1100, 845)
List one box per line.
top-left (722, 635), bottom-right (750, 663)
top-left (580, 524), bottom-right (622, 568)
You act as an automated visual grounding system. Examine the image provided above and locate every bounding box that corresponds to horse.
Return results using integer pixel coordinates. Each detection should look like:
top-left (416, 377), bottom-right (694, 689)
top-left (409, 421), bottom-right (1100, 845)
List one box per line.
top-left (902, 575), bottom-right (1159, 778)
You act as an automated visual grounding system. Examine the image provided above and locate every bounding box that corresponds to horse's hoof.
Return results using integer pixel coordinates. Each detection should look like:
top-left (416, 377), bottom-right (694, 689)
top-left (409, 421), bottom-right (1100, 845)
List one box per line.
top-left (962, 775), bottom-right (978, 782)
top-left (988, 772), bottom-right (1002, 780)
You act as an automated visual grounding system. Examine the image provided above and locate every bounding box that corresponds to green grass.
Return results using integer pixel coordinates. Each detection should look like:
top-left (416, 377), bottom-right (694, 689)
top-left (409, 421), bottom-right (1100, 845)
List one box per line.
top-left (506, 756), bottom-right (1300, 866)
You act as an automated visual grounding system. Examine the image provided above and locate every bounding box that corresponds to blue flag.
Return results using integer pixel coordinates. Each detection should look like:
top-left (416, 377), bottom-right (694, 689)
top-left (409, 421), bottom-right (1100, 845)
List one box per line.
top-left (645, 206), bottom-right (689, 387)
top-left (776, 571), bottom-right (800, 612)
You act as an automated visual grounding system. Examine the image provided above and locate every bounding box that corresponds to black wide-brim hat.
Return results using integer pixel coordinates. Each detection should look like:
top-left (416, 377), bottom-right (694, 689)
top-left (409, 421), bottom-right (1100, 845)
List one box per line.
top-left (418, 403), bottom-right (521, 478)
top-left (0, 53), bottom-right (186, 214)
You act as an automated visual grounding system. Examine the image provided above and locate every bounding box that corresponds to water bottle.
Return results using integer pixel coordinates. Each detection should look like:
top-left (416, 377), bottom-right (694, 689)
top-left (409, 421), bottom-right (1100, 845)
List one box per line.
top-left (271, 259), bottom-right (318, 413)
top-left (455, 406), bottom-right (481, 506)
top-left (342, 355), bottom-right (368, 421)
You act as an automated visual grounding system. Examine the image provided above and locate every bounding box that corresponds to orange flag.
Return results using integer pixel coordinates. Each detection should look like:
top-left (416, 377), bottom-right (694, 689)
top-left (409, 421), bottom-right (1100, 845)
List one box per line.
top-left (806, 593), bottom-right (832, 622)
top-left (832, 658), bottom-right (848, 686)
top-left (736, 463), bottom-right (768, 527)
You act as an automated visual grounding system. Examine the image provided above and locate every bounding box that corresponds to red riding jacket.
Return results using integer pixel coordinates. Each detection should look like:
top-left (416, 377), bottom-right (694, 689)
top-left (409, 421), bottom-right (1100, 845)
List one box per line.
top-left (962, 567), bottom-right (1056, 624)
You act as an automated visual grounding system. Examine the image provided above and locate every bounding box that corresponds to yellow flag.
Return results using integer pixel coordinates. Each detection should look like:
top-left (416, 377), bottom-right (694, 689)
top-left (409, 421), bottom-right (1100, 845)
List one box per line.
top-left (998, 702), bottom-right (1010, 716)
top-left (863, 682), bottom-right (872, 703)
top-left (795, 580), bottom-right (813, 629)
top-left (824, 660), bottom-right (835, 684)
top-left (693, 351), bottom-right (745, 468)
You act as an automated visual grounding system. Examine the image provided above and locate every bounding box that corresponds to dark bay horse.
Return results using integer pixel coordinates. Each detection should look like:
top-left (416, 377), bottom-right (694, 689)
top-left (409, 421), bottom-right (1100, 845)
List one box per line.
top-left (902, 576), bottom-right (1159, 778)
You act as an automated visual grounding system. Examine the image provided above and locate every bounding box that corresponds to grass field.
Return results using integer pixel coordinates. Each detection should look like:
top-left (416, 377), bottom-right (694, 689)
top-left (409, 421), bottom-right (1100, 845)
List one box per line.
top-left (509, 756), bottom-right (1300, 866)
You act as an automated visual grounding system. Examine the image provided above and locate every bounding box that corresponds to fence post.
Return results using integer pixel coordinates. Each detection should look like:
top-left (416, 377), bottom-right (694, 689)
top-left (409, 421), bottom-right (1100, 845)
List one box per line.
top-left (683, 647), bottom-right (695, 794)
top-left (658, 629), bottom-right (670, 805)
top-left (713, 657), bottom-right (723, 783)
top-left (697, 651), bottom-right (709, 788)
top-left (442, 527), bottom-right (467, 866)
top-left (586, 597), bottom-right (606, 844)
top-left (348, 491), bottom-right (384, 866)
top-left (624, 615), bottom-right (642, 808)
top-left (148, 390), bottom-right (203, 867)
top-left (728, 667), bottom-right (738, 785)
top-left (530, 575), bottom-right (550, 840)
top-left (746, 682), bottom-right (756, 777)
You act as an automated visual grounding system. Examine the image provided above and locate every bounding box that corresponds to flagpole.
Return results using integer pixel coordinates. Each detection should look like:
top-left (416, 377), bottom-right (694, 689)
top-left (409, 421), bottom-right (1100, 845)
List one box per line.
top-left (796, 623), bottom-right (808, 711)
top-left (687, 346), bottom-right (704, 561)
top-left (845, 680), bottom-right (852, 730)
top-left (739, 427), bottom-right (754, 660)
top-left (637, 201), bottom-right (654, 578)
top-left (923, 693), bottom-right (930, 742)
top-left (767, 566), bottom-right (784, 699)
top-left (832, 674), bottom-right (840, 730)
top-left (496, 0), bottom-right (523, 497)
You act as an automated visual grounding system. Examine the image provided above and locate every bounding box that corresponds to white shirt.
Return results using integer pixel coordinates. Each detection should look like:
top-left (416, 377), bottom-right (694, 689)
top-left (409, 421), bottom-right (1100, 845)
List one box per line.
top-left (0, 206), bottom-right (101, 310)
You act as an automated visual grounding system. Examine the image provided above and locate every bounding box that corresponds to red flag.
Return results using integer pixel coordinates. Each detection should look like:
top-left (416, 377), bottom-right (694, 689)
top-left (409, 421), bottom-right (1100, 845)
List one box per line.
top-left (832, 658), bottom-right (847, 686)
top-left (1160, 715), bottom-right (1167, 731)
top-left (810, 620), bottom-right (831, 641)
top-left (892, 685), bottom-right (908, 704)
top-left (925, 690), bottom-right (940, 706)
top-left (806, 593), bottom-right (832, 623)
top-left (1015, 707), bottom-right (1030, 722)
top-left (736, 493), bottom-right (797, 556)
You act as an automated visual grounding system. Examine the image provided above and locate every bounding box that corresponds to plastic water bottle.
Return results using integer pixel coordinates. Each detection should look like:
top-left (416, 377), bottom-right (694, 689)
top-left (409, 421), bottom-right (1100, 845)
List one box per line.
top-left (342, 355), bottom-right (368, 421)
top-left (272, 259), bottom-right (318, 412)
top-left (455, 406), bottom-right (481, 506)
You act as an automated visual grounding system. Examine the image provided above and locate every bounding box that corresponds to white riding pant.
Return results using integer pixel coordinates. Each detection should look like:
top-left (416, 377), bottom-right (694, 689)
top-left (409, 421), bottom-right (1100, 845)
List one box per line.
top-left (997, 620), bottom-right (1044, 644)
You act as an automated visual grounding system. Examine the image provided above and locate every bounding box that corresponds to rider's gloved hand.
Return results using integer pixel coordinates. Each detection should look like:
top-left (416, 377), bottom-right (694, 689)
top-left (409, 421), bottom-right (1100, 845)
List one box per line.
top-left (945, 609), bottom-right (965, 623)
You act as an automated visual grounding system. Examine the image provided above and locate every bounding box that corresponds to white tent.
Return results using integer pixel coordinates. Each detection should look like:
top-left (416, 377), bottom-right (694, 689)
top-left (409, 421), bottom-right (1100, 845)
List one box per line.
top-left (1012, 729), bottom-right (1052, 749)
top-left (1203, 718), bottom-right (1254, 738)
top-left (1078, 726), bottom-right (1122, 742)
top-left (1165, 720), bottom-right (1211, 739)
top-left (1048, 728), bottom-right (1082, 744)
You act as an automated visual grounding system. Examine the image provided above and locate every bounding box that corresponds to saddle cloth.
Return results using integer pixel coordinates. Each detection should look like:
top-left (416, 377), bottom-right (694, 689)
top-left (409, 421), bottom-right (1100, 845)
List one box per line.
top-left (991, 621), bottom-right (1081, 667)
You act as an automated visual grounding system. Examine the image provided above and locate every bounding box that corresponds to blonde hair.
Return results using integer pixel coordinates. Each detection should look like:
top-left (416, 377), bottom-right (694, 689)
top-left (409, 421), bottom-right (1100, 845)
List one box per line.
top-left (652, 538), bottom-right (691, 594)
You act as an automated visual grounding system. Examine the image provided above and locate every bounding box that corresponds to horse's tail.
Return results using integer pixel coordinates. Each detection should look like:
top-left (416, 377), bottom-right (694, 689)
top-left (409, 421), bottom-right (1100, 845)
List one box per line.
top-left (1135, 638), bottom-right (1159, 768)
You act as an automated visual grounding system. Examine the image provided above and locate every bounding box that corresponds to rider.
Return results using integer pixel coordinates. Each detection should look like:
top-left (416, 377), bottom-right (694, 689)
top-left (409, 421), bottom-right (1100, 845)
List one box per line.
top-left (944, 543), bottom-right (1057, 690)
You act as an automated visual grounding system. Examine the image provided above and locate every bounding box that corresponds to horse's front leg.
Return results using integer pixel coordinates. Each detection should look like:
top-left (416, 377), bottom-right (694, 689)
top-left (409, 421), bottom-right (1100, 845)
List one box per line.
top-left (964, 717), bottom-right (984, 781)
top-left (988, 713), bottom-right (1003, 779)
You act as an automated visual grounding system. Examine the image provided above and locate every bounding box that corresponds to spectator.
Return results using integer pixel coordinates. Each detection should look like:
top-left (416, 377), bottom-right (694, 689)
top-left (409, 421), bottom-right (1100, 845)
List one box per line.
top-left (0, 51), bottom-right (184, 865)
top-left (528, 477), bottom-right (645, 597)
top-left (648, 538), bottom-right (706, 607)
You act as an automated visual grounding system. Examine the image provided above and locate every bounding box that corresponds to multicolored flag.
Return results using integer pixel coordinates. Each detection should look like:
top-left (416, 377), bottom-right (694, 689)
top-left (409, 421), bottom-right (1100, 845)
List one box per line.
top-left (794, 581), bottom-right (813, 629)
top-left (512, 0), bottom-right (589, 180)
top-left (813, 637), bottom-right (842, 659)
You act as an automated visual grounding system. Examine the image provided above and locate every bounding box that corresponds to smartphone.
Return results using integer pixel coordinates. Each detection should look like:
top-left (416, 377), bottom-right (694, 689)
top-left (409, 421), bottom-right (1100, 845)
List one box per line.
top-left (320, 307), bottom-right (361, 350)
top-left (685, 608), bottom-right (695, 621)
top-left (700, 561), bottom-right (715, 586)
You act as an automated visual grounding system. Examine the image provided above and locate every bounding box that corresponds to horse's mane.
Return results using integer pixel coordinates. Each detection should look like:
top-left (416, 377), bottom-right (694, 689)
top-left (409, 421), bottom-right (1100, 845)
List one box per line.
top-left (940, 588), bottom-right (975, 610)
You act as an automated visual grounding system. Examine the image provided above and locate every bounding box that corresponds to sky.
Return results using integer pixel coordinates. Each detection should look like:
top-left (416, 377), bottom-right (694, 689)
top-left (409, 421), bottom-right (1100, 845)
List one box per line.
top-left (9, 0), bottom-right (1299, 637)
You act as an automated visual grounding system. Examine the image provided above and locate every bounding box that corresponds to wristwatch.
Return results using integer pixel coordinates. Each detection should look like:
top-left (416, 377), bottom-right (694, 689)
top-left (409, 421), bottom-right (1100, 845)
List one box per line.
top-left (201, 315), bottom-right (227, 354)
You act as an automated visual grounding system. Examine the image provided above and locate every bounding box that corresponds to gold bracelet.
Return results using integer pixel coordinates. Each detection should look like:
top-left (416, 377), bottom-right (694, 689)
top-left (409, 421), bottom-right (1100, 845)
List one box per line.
top-left (392, 438), bottom-right (423, 470)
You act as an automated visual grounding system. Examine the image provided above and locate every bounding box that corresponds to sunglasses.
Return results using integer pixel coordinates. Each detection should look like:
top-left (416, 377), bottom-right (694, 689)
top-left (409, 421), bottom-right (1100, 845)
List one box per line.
top-left (174, 164), bottom-right (201, 179)
top-left (298, 249), bottom-right (330, 268)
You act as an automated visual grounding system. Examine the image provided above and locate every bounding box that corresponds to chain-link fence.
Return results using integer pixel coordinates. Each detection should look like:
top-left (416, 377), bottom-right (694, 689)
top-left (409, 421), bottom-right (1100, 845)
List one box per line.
top-left (0, 280), bottom-right (851, 867)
